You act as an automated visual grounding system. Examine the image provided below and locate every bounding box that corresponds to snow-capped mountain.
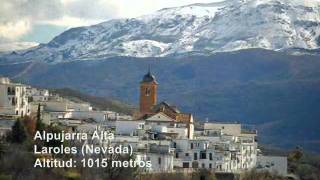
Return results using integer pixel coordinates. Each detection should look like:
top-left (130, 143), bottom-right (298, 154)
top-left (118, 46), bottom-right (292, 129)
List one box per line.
top-left (2, 0), bottom-right (320, 63)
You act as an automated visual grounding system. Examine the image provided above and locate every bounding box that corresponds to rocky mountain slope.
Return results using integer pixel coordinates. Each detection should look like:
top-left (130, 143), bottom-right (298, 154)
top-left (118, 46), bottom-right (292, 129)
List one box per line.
top-left (1, 0), bottom-right (320, 63)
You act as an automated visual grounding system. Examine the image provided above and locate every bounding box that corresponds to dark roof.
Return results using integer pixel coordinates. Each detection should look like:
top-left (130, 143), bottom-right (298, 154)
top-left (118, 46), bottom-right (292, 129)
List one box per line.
top-left (141, 71), bottom-right (157, 83)
top-left (152, 101), bottom-right (180, 113)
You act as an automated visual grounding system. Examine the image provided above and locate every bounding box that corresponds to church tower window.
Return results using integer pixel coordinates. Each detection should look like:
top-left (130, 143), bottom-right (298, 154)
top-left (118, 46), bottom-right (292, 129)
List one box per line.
top-left (145, 87), bottom-right (151, 96)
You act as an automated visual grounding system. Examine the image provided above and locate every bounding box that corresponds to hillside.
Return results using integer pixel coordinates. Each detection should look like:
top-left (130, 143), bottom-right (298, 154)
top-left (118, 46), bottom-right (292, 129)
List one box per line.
top-left (0, 49), bottom-right (319, 152)
top-left (51, 88), bottom-right (136, 115)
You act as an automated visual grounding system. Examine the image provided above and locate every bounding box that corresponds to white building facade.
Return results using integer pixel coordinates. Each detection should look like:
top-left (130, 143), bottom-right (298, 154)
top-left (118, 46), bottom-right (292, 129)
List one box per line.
top-left (0, 77), bottom-right (30, 117)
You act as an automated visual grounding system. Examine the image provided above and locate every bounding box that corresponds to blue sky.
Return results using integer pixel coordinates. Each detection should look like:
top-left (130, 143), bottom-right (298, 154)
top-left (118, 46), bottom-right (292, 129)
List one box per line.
top-left (0, 0), bottom-right (217, 46)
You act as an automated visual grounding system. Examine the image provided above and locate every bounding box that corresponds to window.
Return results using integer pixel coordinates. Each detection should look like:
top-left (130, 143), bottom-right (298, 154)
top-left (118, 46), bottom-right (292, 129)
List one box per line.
top-left (190, 143), bottom-right (193, 149)
top-left (138, 123), bottom-right (144, 129)
top-left (185, 153), bottom-right (189, 157)
top-left (202, 163), bottom-right (205, 168)
top-left (200, 152), bottom-right (206, 159)
top-left (158, 157), bottom-right (161, 165)
top-left (209, 153), bottom-right (213, 160)
top-left (183, 162), bottom-right (189, 168)
top-left (176, 153), bottom-right (179, 158)
top-left (12, 98), bottom-right (15, 106)
top-left (145, 87), bottom-right (151, 96)
top-left (194, 153), bottom-right (198, 160)
top-left (209, 163), bottom-right (212, 169)
top-left (231, 153), bottom-right (236, 160)
top-left (173, 142), bottom-right (177, 148)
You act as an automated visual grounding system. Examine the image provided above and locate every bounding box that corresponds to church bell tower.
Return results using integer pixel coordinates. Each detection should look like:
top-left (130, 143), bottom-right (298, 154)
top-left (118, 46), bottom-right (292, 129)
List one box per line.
top-left (140, 69), bottom-right (157, 114)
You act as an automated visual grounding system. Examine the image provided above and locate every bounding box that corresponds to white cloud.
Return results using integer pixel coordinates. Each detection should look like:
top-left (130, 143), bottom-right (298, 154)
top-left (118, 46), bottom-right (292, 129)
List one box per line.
top-left (107, 0), bottom-right (221, 18)
top-left (64, 0), bottom-right (119, 19)
top-left (38, 16), bottom-right (104, 28)
top-left (0, 0), bottom-right (64, 41)
top-left (0, 41), bottom-right (39, 52)
top-left (0, 0), bottom-right (223, 42)
top-left (0, 20), bottom-right (32, 41)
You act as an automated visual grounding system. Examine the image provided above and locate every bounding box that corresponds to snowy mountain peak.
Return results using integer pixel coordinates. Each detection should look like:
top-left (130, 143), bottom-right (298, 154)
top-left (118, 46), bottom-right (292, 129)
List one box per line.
top-left (146, 1), bottom-right (230, 18)
top-left (1, 0), bottom-right (320, 63)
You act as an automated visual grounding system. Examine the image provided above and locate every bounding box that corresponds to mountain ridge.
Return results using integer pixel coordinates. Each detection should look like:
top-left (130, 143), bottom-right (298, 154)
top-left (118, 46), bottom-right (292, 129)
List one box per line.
top-left (1, 0), bottom-right (320, 63)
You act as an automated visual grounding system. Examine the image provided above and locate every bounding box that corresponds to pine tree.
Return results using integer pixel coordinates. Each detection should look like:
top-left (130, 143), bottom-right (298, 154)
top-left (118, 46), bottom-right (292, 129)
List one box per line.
top-left (0, 141), bottom-right (5, 159)
top-left (36, 103), bottom-right (44, 131)
top-left (22, 115), bottom-right (36, 136)
top-left (11, 119), bottom-right (27, 143)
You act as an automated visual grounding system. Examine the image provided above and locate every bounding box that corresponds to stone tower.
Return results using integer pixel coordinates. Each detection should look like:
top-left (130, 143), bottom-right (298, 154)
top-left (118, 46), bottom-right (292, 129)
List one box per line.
top-left (140, 69), bottom-right (158, 114)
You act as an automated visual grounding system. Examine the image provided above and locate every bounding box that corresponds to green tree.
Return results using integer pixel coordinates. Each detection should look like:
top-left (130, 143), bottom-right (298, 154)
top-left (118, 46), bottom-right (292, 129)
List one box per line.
top-left (22, 115), bottom-right (36, 136)
top-left (36, 104), bottom-right (45, 131)
top-left (10, 119), bottom-right (27, 144)
top-left (0, 141), bottom-right (5, 159)
top-left (241, 169), bottom-right (285, 180)
top-left (44, 125), bottom-right (63, 148)
top-left (288, 147), bottom-right (303, 162)
top-left (103, 153), bottom-right (139, 180)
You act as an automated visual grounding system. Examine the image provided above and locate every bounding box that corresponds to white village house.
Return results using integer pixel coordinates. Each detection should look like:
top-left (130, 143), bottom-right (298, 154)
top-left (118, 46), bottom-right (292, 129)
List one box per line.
top-left (0, 77), bottom-right (30, 117)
